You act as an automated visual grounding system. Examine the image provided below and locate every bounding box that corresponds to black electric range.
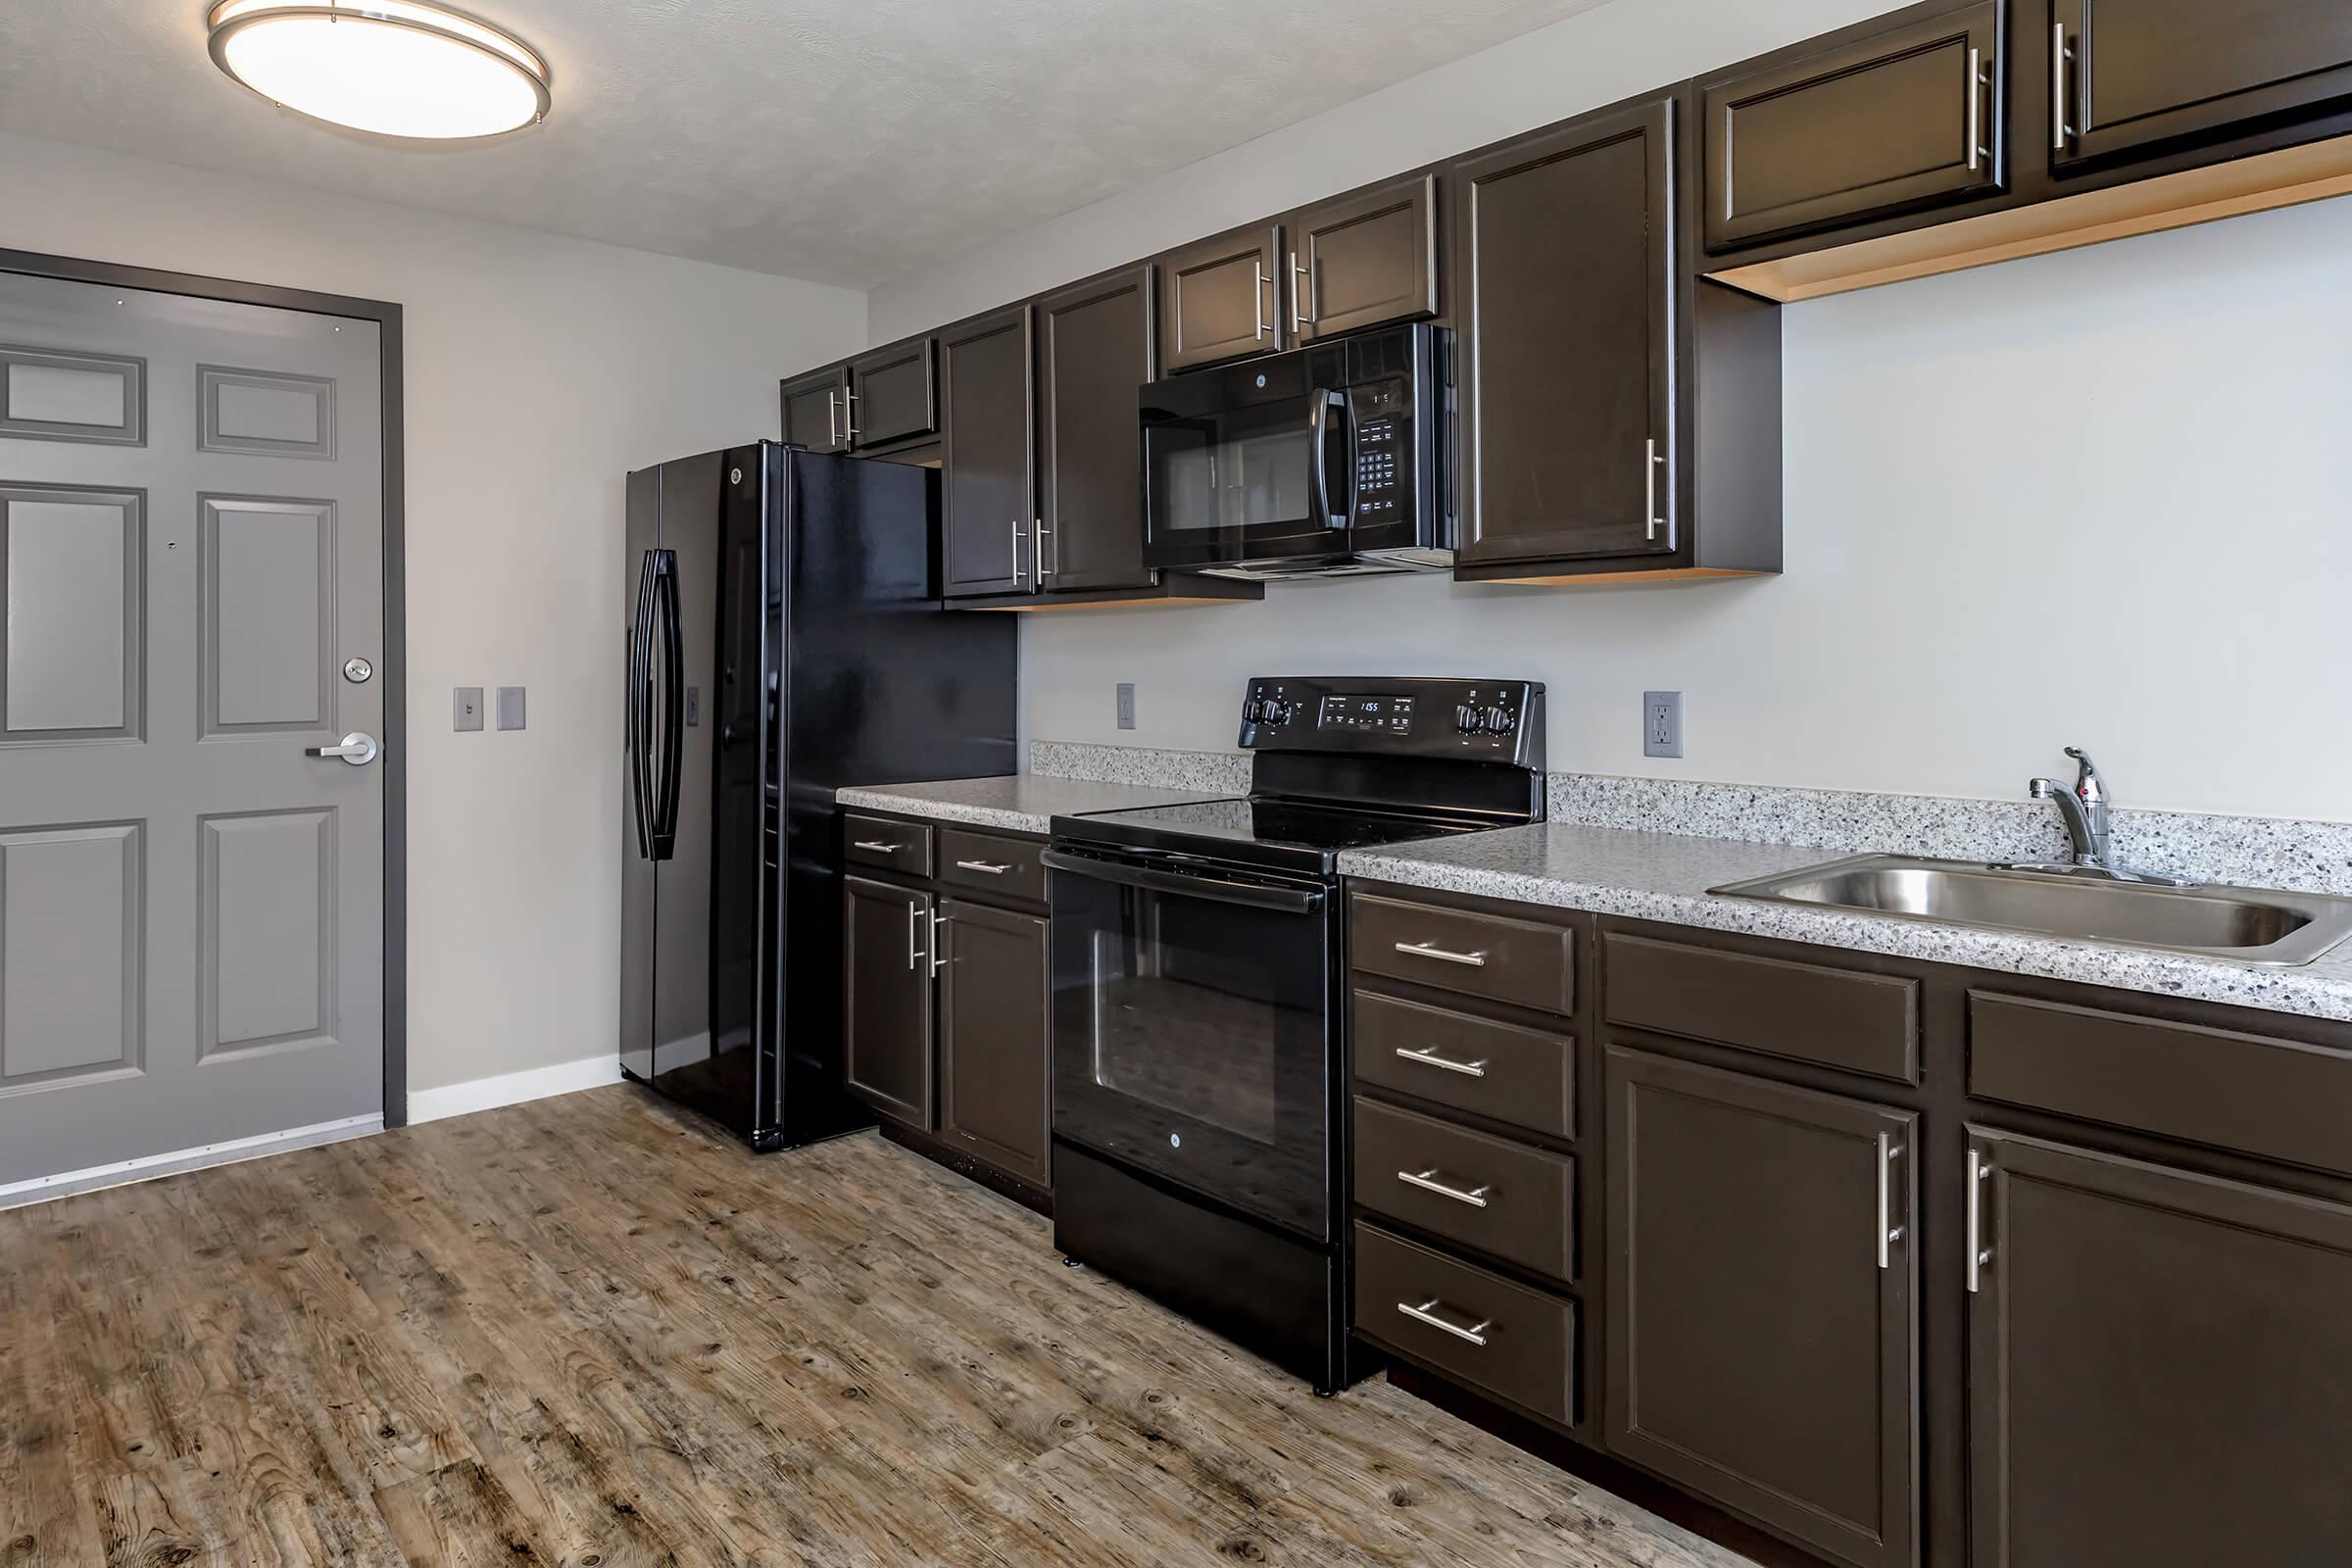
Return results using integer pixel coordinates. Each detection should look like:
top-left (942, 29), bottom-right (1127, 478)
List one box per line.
top-left (1043, 676), bottom-right (1546, 1393)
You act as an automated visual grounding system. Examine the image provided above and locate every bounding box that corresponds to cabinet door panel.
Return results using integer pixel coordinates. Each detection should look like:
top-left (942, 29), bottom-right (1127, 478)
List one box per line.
top-left (940, 900), bottom-right (1051, 1186)
top-left (939, 308), bottom-right (1033, 599)
top-left (849, 337), bottom-right (938, 447)
top-left (1293, 174), bottom-right (1439, 340)
top-left (1968, 1128), bottom-right (2352, 1567)
top-left (1607, 1047), bottom-right (1917, 1568)
top-left (1157, 224), bottom-right (1281, 371)
top-left (1703, 3), bottom-right (2004, 251)
top-left (1454, 99), bottom-right (1676, 566)
top-left (844, 876), bottom-right (933, 1127)
top-left (1038, 267), bottom-right (1155, 592)
top-left (780, 366), bottom-right (849, 454)
top-left (2055, 0), bottom-right (2352, 169)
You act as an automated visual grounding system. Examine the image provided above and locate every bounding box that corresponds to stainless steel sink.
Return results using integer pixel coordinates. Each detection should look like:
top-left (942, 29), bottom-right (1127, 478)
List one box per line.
top-left (1709, 855), bottom-right (2352, 967)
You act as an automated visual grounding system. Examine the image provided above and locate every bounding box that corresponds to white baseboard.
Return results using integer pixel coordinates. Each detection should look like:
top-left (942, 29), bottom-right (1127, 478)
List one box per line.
top-left (0, 1113), bottom-right (382, 1211)
top-left (406, 1053), bottom-right (622, 1127)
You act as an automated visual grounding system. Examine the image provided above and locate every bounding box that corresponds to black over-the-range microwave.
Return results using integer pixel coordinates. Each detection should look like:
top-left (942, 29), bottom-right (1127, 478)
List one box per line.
top-left (1139, 321), bottom-right (1451, 580)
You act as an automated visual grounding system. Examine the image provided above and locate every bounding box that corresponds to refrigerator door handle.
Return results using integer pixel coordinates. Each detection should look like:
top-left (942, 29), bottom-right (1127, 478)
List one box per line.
top-left (628, 549), bottom-right (658, 860)
top-left (651, 549), bottom-right (684, 860)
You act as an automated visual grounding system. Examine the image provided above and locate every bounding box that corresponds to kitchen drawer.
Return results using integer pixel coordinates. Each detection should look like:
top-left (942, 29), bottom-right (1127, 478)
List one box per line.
top-left (844, 813), bottom-right (934, 878)
top-left (1970, 990), bottom-right (2352, 1179)
top-left (1353, 1096), bottom-right (1576, 1282)
top-left (1353, 1221), bottom-right (1577, 1426)
top-left (1603, 932), bottom-right (1920, 1084)
top-left (938, 827), bottom-right (1046, 903)
top-left (1352, 990), bottom-right (1574, 1140)
top-left (1351, 892), bottom-right (1574, 1016)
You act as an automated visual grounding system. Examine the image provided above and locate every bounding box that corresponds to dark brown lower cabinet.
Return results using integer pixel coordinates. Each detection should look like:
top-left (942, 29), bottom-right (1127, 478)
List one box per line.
top-left (939, 899), bottom-right (1051, 1186)
top-left (1606, 1047), bottom-right (1918, 1568)
top-left (844, 874), bottom-right (935, 1126)
top-left (1968, 1127), bottom-right (2352, 1568)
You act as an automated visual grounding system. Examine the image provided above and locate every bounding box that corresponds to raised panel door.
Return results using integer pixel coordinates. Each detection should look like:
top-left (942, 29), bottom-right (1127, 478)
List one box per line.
top-left (939, 308), bottom-right (1033, 599)
top-left (939, 899), bottom-right (1050, 1186)
top-left (1037, 267), bottom-right (1156, 592)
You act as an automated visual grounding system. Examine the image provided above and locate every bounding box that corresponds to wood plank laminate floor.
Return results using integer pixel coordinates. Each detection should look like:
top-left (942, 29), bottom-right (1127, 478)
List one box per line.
top-left (0, 1086), bottom-right (1755, 1567)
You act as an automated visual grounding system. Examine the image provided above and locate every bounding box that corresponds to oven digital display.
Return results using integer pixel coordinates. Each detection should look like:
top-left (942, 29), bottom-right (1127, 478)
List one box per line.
top-left (1318, 694), bottom-right (1414, 734)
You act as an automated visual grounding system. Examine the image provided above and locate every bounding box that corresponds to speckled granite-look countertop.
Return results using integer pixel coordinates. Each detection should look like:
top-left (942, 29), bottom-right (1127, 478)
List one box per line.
top-left (836, 774), bottom-right (1225, 836)
top-left (1340, 823), bottom-right (2352, 1023)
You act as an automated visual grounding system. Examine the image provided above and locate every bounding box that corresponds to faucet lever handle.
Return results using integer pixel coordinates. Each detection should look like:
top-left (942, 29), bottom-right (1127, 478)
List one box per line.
top-left (2062, 746), bottom-right (2105, 804)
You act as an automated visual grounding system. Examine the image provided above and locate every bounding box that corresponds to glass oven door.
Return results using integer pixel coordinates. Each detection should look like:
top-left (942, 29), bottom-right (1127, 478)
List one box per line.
top-left (1045, 847), bottom-right (1335, 1240)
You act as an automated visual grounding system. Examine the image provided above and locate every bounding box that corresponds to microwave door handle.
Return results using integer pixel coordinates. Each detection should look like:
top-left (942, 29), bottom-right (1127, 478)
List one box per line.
top-left (1308, 389), bottom-right (1350, 530)
top-left (1040, 850), bottom-right (1326, 914)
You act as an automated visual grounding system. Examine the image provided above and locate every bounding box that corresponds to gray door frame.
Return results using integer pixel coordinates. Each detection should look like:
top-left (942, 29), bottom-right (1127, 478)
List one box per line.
top-left (0, 246), bottom-right (409, 1127)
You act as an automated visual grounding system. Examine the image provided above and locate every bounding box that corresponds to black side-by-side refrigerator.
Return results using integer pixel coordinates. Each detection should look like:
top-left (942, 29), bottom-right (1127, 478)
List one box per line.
top-left (621, 441), bottom-right (1016, 1149)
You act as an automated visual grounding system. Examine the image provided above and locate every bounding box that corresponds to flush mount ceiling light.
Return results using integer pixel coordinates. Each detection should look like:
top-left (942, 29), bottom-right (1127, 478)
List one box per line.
top-left (207, 1), bottom-right (550, 140)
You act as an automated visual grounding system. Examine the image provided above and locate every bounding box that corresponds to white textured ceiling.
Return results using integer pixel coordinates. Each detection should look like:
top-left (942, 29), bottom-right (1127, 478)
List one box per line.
top-left (0, 0), bottom-right (1610, 287)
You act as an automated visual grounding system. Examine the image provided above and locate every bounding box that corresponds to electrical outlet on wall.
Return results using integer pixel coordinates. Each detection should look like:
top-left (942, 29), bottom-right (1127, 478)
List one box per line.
top-left (1643, 691), bottom-right (1683, 759)
top-left (1116, 682), bottom-right (1137, 731)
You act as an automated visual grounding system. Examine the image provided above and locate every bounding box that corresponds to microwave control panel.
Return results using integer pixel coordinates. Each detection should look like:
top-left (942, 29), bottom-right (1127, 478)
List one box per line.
top-left (1238, 676), bottom-right (1544, 767)
top-left (1348, 379), bottom-right (1411, 524)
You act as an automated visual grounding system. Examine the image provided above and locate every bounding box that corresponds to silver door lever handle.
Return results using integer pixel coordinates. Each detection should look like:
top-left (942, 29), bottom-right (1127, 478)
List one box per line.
top-left (306, 732), bottom-right (380, 765)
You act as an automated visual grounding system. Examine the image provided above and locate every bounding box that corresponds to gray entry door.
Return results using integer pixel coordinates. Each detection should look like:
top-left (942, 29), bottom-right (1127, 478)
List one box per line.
top-left (0, 269), bottom-right (384, 1192)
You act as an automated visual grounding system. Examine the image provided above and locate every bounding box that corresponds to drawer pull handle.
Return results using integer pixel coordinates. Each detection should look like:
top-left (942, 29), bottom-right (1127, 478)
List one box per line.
top-left (1397, 1298), bottom-right (1493, 1347)
top-left (1397, 1167), bottom-right (1492, 1208)
top-left (854, 839), bottom-right (904, 854)
top-left (955, 859), bottom-right (1013, 875)
top-left (1394, 1045), bottom-right (1490, 1079)
top-left (1394, 941), bottom-right (1488, 968)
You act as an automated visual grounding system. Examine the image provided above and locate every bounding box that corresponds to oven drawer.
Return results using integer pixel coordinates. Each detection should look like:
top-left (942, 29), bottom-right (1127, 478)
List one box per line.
top-left (1352, 991), bottom-right (1574, 1139)
top-left (1350, 892), bottom-right (1574, 1016)
top-left (1353, 1097), bottom-right (1576, 1282)
top-left (939, 827), bottom-right (1046, 903)
top-left (844, 813), bottom-right (934, 878)
top-left (1353, 1221), bottom-right (1577, 1425)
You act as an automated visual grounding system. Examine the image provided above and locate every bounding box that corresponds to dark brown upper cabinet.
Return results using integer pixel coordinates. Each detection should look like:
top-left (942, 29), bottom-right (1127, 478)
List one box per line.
top-left (1287, 173), bottom-right (1440, 341)
top-left (2050, 0), bottom-right (2352, 172)
top-left (1968, 1127), bottom-right (2352, 1566)
top-left (1701, 1), bottom-right (2005, 253)
top-left (937, 307), bottom-right (1034, 599)
top-left (1452, 98), bottom-right (1678, 568)
top-left (1608, 1048), bottom-right (1919, 1568)
top-left (847, 335), bottom-right (938, 449)
top-left (844, 875), bottom-right (935, 1128)
top-left (1037, 266), bottom-right (1157, 593)
top-left (939, 899), bottom-right (1052, 1188)
top-left (1156, 222), bottom-right (1284, 372)
top-left (780, 364), bottom-right (851, 453)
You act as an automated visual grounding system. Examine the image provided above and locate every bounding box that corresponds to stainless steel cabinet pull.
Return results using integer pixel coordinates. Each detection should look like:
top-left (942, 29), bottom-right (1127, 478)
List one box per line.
top-left (1877, 1132), bottom-right (1900, 1270)
top-left (930, 911), bottom-right (949, 978)
top-left (1394, 1045), bottom-right (1489, 1079)
top-left (1644, 437), bottom-right (1665, 541)
top-left (306, 732), bottom-right (380, 766)
top-left (1291, 250), bottom-right (1311, 331)
top-left (1968, 1149), bottom-right (1992, 1292)
top-left (906, 902), bottom-right (921, 972)
top-left (842, 387), bottom-right (859, 442)
top-left (1967, 46), bottom-right (1984, 172)
top-left (1397, 1167), bottom-right (1492, 1208)
top-left (2051, 24), bottom-right (2072, 151)
top-left (827, 390), bottom-right (841, 447)
top-left (1393, 940), bottom-right (1488, 967)
top-left (955, 859), bottom-right (1012, 876)
top-left (1397, 1298), bottom-right (1492, 1348)
top-left (1012, 519), bottom-right (1028, 586)
top-left (853, 839), bottom-right (903, 854)
top-left (1033, 516), bottom-right (1049, 585)
top-left (1252, 259), bottom-right (1268, 340)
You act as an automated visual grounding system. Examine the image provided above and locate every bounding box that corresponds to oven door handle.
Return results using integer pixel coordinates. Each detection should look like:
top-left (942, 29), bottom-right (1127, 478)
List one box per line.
top-left (1041, 850), bottom-right (1325, 913)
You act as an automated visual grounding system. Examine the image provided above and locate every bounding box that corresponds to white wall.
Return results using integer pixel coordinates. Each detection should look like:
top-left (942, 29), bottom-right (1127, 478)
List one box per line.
top-left (870, 0), bottom-right (2352, 823)
top-left (1, 130), bottom-right (866, 1095)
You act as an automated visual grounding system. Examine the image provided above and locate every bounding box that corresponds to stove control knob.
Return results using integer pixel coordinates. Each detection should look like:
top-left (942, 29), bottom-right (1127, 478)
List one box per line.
top-left (1483, 706), bottom-right (1517, 736)
top-left (1265, 699), bottom-right (1295, 726)
top-left (1454, 704), bottom-right (1483, 735)
top-left (1244, 698), bottom-right (1265, 724)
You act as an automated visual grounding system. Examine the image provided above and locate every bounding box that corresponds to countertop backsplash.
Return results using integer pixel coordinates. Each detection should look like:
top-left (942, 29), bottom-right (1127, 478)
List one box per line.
top-left (1025, 741), bottom-right (2352, 898)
